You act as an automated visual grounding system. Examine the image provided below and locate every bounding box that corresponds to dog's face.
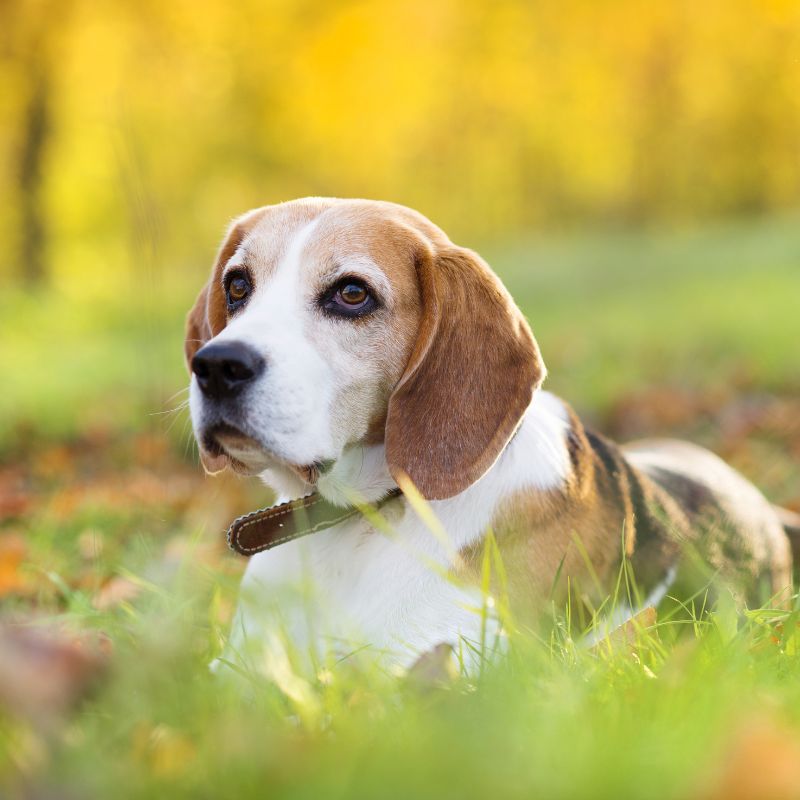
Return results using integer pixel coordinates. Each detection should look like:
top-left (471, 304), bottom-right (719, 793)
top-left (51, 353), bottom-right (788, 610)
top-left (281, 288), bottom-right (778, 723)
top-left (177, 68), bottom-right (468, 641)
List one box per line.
top-left (186, 198), bottom-right (544, 500)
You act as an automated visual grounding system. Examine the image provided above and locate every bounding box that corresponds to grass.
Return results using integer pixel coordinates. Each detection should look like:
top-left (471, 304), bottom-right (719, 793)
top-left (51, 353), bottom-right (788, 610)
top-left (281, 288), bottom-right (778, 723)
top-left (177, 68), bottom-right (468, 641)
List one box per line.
top-left (493, 212), bottom-right (800, 409)
top-left (1, 214), bottom-right (800, 798)
top-left (7, 563), bottom-right (800, 800)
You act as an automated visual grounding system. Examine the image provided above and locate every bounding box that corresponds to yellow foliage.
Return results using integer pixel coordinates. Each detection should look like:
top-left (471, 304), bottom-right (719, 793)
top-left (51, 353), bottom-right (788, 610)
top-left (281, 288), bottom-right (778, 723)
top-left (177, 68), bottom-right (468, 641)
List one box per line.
top-left (1, 0), bottom-right (799, 282)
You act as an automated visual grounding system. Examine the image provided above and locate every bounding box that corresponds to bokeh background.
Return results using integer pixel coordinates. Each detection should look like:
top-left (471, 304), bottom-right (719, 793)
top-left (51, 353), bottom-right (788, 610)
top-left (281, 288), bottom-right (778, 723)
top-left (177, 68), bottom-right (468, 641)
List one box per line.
top-left (3, 0), bottom-right (800, 426)
top-left (1, 2), bottom-right (800, 796)
top-left (2, 0), bottom-right (800, 586)
top-left (1, 0), bottom-right (799, 580)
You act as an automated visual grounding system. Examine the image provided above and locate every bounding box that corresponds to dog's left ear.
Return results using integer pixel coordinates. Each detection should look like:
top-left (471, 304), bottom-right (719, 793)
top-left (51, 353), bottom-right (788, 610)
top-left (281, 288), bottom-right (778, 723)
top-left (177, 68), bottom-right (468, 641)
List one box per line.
top-left (385, 245), bottom-right (545, 500)
top-left (184, 283), bottom-right (212, 367)
top-left (183, 212), bottom-right (263, 369)
top-left (184, 210), bottom-right (263, 473)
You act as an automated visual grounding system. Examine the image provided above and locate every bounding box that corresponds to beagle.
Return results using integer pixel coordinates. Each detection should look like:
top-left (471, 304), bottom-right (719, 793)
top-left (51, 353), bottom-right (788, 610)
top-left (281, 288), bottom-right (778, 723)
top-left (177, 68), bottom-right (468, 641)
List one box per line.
top-left (186, 198), bottom-right (798, 670)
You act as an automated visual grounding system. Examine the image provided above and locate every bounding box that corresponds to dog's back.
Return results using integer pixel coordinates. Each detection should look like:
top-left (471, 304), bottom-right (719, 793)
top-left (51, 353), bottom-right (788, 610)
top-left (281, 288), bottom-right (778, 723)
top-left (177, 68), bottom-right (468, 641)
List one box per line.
top-left (624, 439), bottom-right (793, 603)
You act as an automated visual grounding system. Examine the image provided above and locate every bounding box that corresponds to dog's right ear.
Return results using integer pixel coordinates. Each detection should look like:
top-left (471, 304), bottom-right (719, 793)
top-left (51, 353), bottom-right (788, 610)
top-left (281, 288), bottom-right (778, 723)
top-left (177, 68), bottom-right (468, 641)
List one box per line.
top-left (184, 283), bottom-right (212, 368)
top-left (385, 242), bottom-right (544, 500)
top-left (183, 211), bottom-right (265, 370)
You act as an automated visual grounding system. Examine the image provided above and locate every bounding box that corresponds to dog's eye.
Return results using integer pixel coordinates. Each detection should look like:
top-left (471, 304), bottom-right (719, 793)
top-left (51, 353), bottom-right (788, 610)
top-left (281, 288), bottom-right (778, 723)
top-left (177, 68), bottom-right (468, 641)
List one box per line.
top-left (225, 272), bottom-right (251, 310)
top-left (340, 283), bottom-right (368, 305)
top-left (322, 279), bottom-right (377, 318)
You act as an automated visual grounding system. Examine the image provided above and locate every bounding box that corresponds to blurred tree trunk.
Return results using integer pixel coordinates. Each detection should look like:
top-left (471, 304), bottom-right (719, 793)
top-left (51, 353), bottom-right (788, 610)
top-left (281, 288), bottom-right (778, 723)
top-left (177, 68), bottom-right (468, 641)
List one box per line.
top-left (17, 64), bottom-right (50, 284)
top-left (0, 0), bottom-right (63, 286)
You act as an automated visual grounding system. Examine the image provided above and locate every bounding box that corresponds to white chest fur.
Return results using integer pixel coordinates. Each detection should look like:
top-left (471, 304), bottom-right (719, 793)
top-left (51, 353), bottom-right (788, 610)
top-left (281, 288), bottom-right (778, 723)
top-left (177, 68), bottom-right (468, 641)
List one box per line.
top-left (221, 392), bottom-right (572, 672)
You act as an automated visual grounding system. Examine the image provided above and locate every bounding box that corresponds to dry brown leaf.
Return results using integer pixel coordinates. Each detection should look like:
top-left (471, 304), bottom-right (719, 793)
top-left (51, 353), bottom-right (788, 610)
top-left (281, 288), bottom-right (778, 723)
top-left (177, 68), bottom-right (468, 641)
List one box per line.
top-left (0, 533), bottom-right (29, 597)
top-left (696, 715), bottom-right (800, 800)
top-left (33, 445), bottom-right (75, 481)
top-left (92, 576), bottom-right (142, 610)
top-left (132, 432), bottom-right (170, 465)
top-left (0, 623), bottom-right (108, 729)
top-left (0, 467), bottom-right (31, 521)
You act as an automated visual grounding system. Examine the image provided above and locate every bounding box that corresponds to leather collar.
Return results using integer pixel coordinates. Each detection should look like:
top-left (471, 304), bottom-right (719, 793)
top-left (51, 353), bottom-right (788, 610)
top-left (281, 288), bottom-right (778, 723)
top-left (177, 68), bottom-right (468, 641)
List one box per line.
top-left (227, 488), bottom-right (403, 556)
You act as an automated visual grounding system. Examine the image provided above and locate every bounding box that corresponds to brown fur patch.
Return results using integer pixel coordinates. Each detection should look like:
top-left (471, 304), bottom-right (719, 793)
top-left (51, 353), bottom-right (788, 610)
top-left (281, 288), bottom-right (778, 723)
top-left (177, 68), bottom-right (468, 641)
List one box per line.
top-left (384, 241), bottom-right (544, 500)
top-left (462, 406), bottom-right (687, 625)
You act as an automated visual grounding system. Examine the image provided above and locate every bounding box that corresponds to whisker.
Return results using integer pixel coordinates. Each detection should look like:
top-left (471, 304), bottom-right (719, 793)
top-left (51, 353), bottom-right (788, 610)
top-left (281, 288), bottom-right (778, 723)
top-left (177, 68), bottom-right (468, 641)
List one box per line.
top-left (163, 385), bottom-right (190, 404)
top-left (164, 403), bottom-right (190, 435)
top-left (149, 399), bottom-right (189, 418)
top-left (182, 417), bottom-right (197, 462)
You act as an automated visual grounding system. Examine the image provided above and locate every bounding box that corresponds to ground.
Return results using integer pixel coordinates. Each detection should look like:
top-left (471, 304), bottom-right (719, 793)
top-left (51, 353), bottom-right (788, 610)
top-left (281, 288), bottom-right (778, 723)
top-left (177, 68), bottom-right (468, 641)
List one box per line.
top-left (1, 215), bottom-right (799, 799)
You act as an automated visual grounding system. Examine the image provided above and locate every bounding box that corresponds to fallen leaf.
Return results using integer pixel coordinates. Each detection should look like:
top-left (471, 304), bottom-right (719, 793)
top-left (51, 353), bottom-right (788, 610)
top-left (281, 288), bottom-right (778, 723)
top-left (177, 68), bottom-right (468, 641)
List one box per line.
top-left (0, 468), bottom-right (31, 521)
top-left (696, 715), bottom-right (800, 800)
top-left (92, 576), bottom-right (142, 610)
top-left (0, 533), bottom-right (29, 596)
top-left (33, 445), bottom-right (75, 481)
top-left (0, 622), bottom-right (108, 729)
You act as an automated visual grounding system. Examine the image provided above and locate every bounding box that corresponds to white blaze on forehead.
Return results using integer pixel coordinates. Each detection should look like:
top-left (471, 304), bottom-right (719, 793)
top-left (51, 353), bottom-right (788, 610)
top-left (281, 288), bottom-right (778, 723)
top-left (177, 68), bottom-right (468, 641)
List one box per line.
top-left (221, 217), bottom-right (320, 340)
top-left (209, 217), bottom-right (338, 464)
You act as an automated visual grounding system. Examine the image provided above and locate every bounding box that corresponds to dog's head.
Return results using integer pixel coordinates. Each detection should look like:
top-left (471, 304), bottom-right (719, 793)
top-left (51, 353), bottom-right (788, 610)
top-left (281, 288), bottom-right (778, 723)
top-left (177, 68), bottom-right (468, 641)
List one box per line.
top-left (186, 198), bottom-right (544, 500)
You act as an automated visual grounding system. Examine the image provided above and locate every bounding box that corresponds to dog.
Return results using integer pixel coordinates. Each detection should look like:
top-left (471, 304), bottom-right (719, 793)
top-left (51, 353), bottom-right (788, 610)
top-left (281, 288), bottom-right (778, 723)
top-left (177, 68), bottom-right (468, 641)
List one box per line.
top-left (186, 198), bottom-right (799, 670)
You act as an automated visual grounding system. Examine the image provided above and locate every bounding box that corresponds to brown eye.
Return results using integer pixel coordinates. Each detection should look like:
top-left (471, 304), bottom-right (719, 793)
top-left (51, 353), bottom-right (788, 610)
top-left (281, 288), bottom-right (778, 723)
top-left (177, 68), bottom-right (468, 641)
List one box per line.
top-left (225, 273), bottom-right (251, 309)
top-left (228, 278), bottom-right (248, 301)
top-left (339, 283), bottom-right (368, 305)
top-left (321, 278), bottom-right (377, 318)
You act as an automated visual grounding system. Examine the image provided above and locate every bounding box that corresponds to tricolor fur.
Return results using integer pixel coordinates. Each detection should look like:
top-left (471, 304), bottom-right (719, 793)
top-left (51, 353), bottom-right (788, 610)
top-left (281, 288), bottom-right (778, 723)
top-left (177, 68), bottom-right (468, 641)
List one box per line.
top-left (186, 198), bottom-right (794, 670)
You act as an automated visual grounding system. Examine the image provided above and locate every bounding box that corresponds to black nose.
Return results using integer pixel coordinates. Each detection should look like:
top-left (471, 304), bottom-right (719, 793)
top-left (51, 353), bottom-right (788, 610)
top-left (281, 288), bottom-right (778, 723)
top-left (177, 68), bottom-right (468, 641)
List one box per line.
top-left (191, 341), bottom-right (265, 399)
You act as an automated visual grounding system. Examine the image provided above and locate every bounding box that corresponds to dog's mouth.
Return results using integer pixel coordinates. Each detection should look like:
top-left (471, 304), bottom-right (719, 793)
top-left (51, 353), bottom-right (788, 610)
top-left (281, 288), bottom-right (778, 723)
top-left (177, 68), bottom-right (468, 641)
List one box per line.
top-left (201, 422), bottom-right (329, 484)
top-left (201, 422), bottom-right (255, 473)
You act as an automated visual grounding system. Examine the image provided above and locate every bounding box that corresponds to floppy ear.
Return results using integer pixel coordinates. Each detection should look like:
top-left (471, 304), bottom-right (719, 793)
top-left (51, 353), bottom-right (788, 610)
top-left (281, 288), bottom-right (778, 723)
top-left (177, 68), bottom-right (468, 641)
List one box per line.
top-left (183, 213), bottom-right (262, 370)
top-left (184, 211), bottom-right (263, 473)
top-left (385, 245), bottom-right (544, 500)
top-left (184, 283), bottom-right (212, 368)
